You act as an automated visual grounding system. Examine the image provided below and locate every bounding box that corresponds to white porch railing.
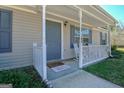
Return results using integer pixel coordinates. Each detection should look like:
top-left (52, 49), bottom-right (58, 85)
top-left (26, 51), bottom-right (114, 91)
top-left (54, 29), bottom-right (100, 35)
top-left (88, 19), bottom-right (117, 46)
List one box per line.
top-left (33, 43), bottom-right (45, 80)
top-left (33, 43), bottom-right (109, 79)
top-left (82, 45), bottom-right (109, 66)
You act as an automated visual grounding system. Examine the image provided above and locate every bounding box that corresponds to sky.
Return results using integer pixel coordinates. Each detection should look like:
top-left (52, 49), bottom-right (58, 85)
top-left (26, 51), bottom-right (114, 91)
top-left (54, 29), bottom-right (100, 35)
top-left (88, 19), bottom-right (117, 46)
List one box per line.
top-left (101, 5), bottom-right (124, 22)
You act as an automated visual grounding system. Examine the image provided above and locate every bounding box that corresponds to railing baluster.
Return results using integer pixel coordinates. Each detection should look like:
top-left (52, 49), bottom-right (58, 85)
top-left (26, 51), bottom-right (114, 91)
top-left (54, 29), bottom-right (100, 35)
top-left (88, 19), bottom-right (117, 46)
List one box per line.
top-left (82, 45), bottom-right (108, 65)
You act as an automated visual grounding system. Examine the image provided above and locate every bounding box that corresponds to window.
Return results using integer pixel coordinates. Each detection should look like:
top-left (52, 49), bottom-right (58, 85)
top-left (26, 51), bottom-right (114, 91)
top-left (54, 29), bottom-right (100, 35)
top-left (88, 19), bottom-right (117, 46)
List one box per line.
top-left (81, 29), bottom-right (92, 45)
top-left (0, 9), bottom-right (12, 53)
top-left (70, 25), bottom-right (92, 48)
top-left (100, 32), bottom-right (107, 45)
top-left (70, 25), bottom-right (79, 48)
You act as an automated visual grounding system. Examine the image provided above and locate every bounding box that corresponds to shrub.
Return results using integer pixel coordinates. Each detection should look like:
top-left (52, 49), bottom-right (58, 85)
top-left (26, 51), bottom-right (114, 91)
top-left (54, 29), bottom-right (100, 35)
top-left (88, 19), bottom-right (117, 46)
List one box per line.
top-left (0, 66), bottom-right (47, 88)
top-left (111, 45), bottom-right (117, 51)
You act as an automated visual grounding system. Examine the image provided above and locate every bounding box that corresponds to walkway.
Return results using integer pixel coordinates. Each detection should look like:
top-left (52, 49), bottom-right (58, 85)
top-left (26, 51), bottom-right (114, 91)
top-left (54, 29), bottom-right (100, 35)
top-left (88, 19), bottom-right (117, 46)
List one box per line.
top-left (49, 70), bottom-right (121, 88)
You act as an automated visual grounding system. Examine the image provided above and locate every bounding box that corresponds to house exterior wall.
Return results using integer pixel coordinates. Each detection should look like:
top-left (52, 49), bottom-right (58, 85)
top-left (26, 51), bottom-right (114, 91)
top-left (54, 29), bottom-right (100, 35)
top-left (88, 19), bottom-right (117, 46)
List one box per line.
top-left (0, 6), bottom-right (42, 70)
top-left (46, 14), bottom-right (108, 59)
top-left (92, 30), bottom-right (100, 45)
top-left (92, 28), bottom-right (108, 45)
top-left (0, 6), bottom-right (109, 70)
top-left (46, 14), bottom-right (75, 59)
top-left (111, 31), bottom-right (124, 46)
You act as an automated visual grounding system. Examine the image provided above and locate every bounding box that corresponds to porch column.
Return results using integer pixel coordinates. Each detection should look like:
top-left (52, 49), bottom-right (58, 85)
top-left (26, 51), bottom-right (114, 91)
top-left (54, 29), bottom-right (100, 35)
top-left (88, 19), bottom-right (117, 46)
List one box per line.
top-left (107, 25), bottom-right (112, 57)
top-left (79, 9), bottom-right (83, 68)
top-left (42, 5), bottom-right (47, 80)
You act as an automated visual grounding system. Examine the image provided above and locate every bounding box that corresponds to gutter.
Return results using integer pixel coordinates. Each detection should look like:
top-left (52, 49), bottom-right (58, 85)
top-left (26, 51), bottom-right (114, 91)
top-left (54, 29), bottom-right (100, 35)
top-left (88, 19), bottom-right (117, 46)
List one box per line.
top-left (95, 5), bottom-right (118, 24)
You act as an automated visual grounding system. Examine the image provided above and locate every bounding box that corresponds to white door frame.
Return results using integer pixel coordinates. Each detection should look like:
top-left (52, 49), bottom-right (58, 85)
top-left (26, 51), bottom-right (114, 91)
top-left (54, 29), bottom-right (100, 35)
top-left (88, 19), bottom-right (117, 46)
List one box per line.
top-left (46, 18), bottom-right (64, 60)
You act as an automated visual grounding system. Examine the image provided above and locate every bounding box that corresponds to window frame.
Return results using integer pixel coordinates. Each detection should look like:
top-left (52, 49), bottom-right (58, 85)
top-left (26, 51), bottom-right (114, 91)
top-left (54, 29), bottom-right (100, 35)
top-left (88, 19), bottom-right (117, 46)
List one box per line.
top-left (100, 32), bottom-right (107, 45)
top-left (0, 9), bottom-right (12, 53)
top-left (70, 25), bottom-right (92, 48)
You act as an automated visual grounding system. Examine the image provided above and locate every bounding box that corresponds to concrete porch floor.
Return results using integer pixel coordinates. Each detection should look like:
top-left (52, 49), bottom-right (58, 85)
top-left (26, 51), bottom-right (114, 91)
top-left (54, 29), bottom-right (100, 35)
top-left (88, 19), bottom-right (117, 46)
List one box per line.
top-left (47, 59), bottom-right (78, 80)
top-left (49, 70), bottom-right (121, 88)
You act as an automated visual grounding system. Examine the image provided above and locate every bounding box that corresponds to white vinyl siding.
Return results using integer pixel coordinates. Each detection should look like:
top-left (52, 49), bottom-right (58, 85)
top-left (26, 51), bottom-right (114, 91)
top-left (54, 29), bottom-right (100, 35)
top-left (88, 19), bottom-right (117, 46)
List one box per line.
top-left (0, 6), bottom-right (42, 70)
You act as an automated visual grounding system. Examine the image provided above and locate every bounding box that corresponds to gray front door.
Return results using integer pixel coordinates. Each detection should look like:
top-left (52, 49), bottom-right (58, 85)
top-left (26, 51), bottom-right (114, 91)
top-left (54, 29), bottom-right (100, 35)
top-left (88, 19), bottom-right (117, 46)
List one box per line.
top-left (46, 20), bottom-right (61, 61)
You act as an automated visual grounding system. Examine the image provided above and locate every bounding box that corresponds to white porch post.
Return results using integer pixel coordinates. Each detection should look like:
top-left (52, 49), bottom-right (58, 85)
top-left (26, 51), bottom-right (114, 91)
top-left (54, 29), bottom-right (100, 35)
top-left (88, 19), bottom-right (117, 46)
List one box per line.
top-left (79, 9), bottom-right (83, 68)
top-left (42, 5), bottom-right (47, 80)
top-left (107, 25), bottom-right (112, 57)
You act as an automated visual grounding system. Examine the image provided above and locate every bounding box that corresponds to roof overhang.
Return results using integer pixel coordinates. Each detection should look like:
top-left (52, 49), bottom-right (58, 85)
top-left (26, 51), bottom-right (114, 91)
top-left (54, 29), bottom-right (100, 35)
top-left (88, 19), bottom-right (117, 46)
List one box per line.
top-left (3, 5), bottom-right (117, 28)
top-left (46, 5), bottom-right (117, 28)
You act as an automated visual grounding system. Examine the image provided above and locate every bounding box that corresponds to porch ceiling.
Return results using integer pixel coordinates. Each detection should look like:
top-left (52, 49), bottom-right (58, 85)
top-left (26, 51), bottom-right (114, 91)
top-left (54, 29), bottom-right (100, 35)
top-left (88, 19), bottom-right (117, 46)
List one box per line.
top-left (46, 5), bottom-right (115, 28)
top-left (78, 5), bottom-right (116, 25)
top-left (6, 5), bottom-right (116, 28)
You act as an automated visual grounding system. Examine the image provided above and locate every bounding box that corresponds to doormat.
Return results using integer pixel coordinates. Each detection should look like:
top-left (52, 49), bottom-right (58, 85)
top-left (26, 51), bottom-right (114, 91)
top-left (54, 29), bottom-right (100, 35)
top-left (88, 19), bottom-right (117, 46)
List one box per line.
top-left (51, 65), bottom-right (70, 72)
top-left (47, 61), bottom-right (64, 68)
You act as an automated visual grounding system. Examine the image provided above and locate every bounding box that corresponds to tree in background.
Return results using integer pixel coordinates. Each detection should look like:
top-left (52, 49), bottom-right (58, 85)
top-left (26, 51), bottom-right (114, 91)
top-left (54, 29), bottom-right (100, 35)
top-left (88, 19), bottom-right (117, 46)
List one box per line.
top-left (111, 21), bottom-right (124, 48)
top-left (117, 21), bottom-right (124, 32)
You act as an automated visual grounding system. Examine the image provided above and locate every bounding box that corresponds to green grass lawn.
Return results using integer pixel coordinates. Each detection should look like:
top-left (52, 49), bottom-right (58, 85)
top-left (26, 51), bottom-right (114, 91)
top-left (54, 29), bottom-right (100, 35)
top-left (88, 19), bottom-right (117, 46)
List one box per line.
top-left (84, 48), bottom-right (124, 87)
top-left (0, 66), bottom-right (47, 88)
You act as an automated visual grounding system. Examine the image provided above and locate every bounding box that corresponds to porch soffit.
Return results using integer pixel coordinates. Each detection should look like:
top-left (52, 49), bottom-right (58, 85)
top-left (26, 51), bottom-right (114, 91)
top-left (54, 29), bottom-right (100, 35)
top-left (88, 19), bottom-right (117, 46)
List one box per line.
top-left (46, 5), bottom-right (109, 28)
top-left (3, 5), bottom-right (116, 28)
